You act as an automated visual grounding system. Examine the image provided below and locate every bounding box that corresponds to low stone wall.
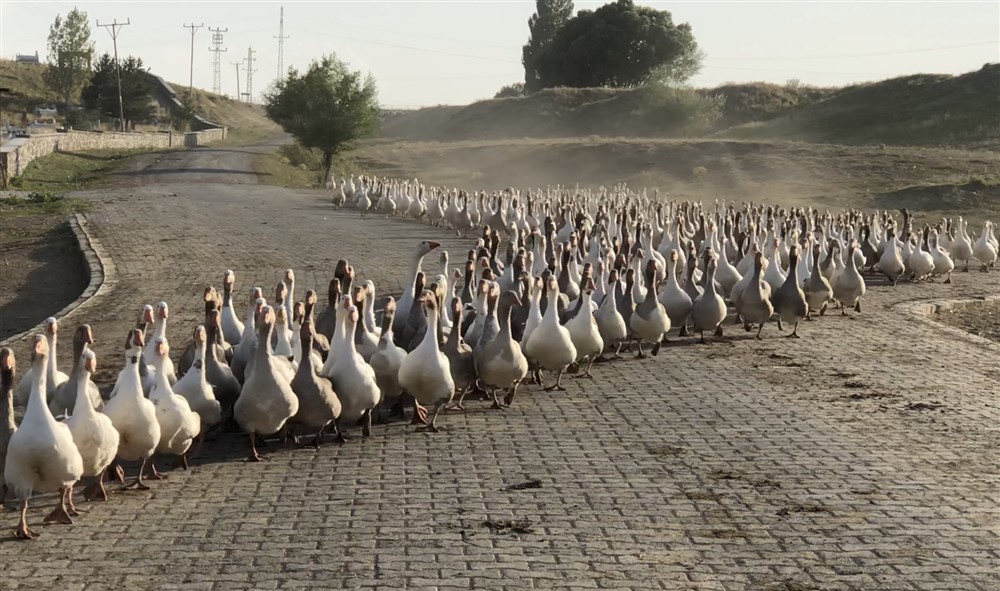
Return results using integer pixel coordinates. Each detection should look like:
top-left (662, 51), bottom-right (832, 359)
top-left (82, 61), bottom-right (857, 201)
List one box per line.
top-left (0, 127), bottom-right (227, 182)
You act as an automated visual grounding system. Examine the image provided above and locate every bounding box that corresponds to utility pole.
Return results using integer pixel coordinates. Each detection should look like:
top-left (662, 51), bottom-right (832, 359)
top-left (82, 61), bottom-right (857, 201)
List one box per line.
top-left (96, 18), bottom-right (131, 131)
top-left (244, 47), bottom-right (257, 103)
top-left (208, 27), bottom-right (228, 95)
top-left (183, 23), bottom-right (204, 99)
top-left (231, 60), bottom-right (242, 101)
top-left (274, 6), bottom-right (289, 81)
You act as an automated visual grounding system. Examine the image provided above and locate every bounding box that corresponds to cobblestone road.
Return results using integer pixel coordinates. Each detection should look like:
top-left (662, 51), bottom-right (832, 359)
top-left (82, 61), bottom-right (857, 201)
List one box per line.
top-left (1, 157), bottom-right (998, 590)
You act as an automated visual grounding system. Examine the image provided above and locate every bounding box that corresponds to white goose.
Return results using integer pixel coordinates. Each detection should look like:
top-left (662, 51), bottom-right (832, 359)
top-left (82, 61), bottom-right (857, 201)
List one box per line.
top-left (524, 276), bottom-right (577, 391)
top-left (398, 291), bottom-right (454, 432)
top-left (393, 240), bottom-right (443, 336)
top-left (142, 302), bottom-right (178, 394)
top-left (4, 335), bottom-right (83, 539)
top-left (15, 317), bottom-right (68, 407)
top-left (630, 259), bottom-right (670, 356)
top-left (148, 338), bottom-right (201, 474)
top-left (832, 240), bottom-right (866, 314)
top-left (691, 251), bottom-right (728, 344)
top-left (657, 250), bottom-right (693, 337)
top-left (172, 326), bottom-right (223, 433)
top-left (102, 329), bottom-right (161, 490)
top-left (329, 300), bottom-right (381, 438)
top-left (973, 221), bottom-right (998, 271)
top-left (929, 229), bottom-right (956, 284)
top-left (64, 349), bottom-right (120, 503)
top-left (51, 324), bottom-right (103, 417)
top-left (220, 270), bottom-right (244, 346)
top-left (234, 306), bottom-right (298, 461)
top-left (370, 297), bottom-right (407, 417)
top-left (566, 278), bottom-right (605, 374)
top-left (594, 269), bottom-right (628, 357)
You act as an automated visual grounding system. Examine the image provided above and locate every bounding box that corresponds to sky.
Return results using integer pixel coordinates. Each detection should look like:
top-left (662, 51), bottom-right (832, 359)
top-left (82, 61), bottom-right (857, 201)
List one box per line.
top-left (1, 1), bottom-right (997, 108)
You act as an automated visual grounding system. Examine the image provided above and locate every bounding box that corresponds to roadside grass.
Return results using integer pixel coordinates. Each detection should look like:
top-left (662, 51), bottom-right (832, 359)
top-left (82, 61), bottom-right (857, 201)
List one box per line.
top-left (0, 191), bottom-right (90, 220)
top-left (252, 142), bottom-right (360, 190)
top-left (8, 148), bottom-right (149, 193)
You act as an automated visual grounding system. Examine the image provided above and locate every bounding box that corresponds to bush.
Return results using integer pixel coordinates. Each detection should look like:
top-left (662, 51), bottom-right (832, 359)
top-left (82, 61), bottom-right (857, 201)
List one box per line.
top-left (278, 143), bottom-right (324, 170)
top-left (640, 84), bottom-right (725, 136)
top-left (494, 83), bottom-right (525, 99)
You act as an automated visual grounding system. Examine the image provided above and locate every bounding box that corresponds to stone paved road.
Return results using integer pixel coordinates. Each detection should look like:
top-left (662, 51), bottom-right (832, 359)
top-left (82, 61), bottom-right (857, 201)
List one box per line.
top-left (1, 145), bottom-right (998, 590)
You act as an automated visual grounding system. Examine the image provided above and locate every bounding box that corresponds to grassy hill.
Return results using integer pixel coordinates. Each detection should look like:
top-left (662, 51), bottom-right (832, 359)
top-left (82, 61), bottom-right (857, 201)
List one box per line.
top-left (0, 59), bottom-right (277, 134)
top-left (723, 63), bottom-right (1000, 149)
top-left (379, 64), bottom-right (998, 149)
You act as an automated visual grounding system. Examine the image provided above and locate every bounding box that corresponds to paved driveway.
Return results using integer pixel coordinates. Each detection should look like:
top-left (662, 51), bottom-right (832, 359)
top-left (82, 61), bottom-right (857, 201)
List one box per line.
top-left (1, 143), bottom-right (998, 590)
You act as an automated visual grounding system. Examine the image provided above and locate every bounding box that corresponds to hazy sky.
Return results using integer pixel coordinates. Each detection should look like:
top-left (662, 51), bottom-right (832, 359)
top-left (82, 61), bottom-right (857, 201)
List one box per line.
top-left (2, 1), bottom-right (997, 107)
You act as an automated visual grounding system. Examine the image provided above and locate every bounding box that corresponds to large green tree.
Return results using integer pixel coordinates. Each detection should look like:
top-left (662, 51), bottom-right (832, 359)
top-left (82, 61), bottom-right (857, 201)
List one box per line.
top-left (521, 0), bottom-right (575, 93)
top-left (534, 0), bottom-right (702, 89)
top-left (43, 8), bottom-right (95, 108)
top-left (81, 53), bottom-right (156, 128)
top-left (264, 54), bottom-right (380, 181)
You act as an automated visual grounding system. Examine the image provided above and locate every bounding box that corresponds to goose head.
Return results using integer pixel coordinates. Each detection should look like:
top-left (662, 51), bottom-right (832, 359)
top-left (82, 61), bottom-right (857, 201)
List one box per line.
top-left (151, 337), bottom-right (170, 366)
top-left (192, 325), bottom-right (207, 348)
top-left (138, 305), bottom-right (155, 327)
top-left (292, 302), bottom-right (305, 326)
top-left (223, 269), bottom-right (235, 290)
top-left (44, 317), bottom-right (58, 337)
top-left (80, 349), bottom-right (96, 376)
top-left (31, 333), bottom-right (49, 366)
top-left (256, 305), bottom-right (276, 335)
top-left (155, 302), bottom-right (169, 321)
top-left (416, 240), bottom-right (442, 258)
top-left (284, 269), bottom-right (295, 285)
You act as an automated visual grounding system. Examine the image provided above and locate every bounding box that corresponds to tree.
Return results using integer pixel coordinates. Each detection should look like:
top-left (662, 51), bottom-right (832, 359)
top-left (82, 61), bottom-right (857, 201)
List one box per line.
top-left (521, 0), bottom-right (574, 93)
top-left (264, 54), bottom-right (380, 182)
top-left (81, 54), bottom-right (156, 128)
top-left (534, 0), bottom-right (702, 90)
top-left (43, 8), bottom-right (95, 109)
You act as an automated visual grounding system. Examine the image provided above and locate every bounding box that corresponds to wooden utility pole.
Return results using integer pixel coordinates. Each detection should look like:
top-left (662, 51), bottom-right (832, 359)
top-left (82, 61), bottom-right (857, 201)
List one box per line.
top-left (231, 60), bottom-right (242, 101)
top-left (96, 18), bottom-right (131, 131)
top-left (183, 23), bottom-right (204, 99)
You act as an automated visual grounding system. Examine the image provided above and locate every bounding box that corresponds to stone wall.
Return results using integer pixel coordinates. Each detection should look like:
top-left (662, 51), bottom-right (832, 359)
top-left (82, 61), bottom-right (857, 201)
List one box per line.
top-left (0, 127), bottom-right (228, 182)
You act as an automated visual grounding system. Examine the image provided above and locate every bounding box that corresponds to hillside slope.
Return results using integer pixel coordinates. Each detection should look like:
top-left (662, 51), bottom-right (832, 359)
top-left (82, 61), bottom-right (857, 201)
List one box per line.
top-left (722, 63), bottom-right (1000, 149)
top-left (379, 65), bottom-right (998, 148)
top-left (0, 59), bottom-right (277, 133)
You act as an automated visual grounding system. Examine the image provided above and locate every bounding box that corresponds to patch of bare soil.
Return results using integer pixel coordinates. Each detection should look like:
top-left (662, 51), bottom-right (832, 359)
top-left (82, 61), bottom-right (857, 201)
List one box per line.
top-left (0, 215), bottom-right (88, 341)
top-left (936, 300), bottom-right (1000, 343)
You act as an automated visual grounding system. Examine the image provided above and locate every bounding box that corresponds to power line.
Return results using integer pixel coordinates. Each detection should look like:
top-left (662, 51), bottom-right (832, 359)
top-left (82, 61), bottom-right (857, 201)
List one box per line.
top-left (209, 27), bottom-right (228, 96)
top-left (96, 18), bottom-right (131, 131)
top-left (183, 23), bottom-right (204, 99)
top-left (275, 6), bottom-right (290, 81)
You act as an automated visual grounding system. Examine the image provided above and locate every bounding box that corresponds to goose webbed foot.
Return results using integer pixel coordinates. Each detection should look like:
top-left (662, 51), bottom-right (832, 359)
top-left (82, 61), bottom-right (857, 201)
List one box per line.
top-left (776, 317), bottom-right (783, 331)
top-left (83, 472), bottom-right (109, 502)
top-left (698, 332), bottom-right (707, 344)
top-left (854, 301), bottom-right (862, 313)
top-left (714, 325), bottom-right (724, 338)
top-left (65, 486), bottom-right (80, 516)
top-left (489, 390), bottom-right (508, 409)
top-left (43, 491), bottom-right (74, 525)
top-left (411, 403), bottom-right (430, 425)
top-left (147, 461), bottom-right (168, 480)
top-left (362, 410), bottom-right (373, 437)
top-left (245, 433), bottom-right (270, 462)
top-left (110, 461), bottom-right (125, 484)
top-left (787, 326), bottom-right (801, 338)
top-left (944, 274), bottom-right (952, 284)
top-left (543, 370), bottom-right (567, 391)
top-left (503, 383), bottom-right (521, 406)
top-left (819, 303), bottom-right (828, 316)
top-left (14, 501), bottom-right (36, 540)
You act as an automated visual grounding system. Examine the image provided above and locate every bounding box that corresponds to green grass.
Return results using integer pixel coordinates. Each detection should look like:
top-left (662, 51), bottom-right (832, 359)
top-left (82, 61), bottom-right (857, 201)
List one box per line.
top-left (252, 151), bottom-right (320, 189)
top-left (9, 148), bottom-right (146, 192)
top-left (0, 191), bottom-right (90, 220)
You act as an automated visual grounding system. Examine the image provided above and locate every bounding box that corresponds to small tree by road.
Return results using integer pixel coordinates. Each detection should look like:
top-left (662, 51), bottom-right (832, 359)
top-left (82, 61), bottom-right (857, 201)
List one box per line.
top-left (263, 54), bottom-right (379, 183)
top-left (81, 54), bottom-right (155, 129)
top-left (43, 8), bottom-right (95, 109)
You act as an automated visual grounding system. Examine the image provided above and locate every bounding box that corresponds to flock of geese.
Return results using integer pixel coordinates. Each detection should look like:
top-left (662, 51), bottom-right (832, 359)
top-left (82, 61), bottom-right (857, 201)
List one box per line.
top-left (1, 173), bottom-right (997, 541)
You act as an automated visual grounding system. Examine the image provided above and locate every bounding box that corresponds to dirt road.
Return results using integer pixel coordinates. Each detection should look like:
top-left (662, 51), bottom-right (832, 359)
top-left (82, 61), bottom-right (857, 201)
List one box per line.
top-left (113, 133), bottom-right (290, 186)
